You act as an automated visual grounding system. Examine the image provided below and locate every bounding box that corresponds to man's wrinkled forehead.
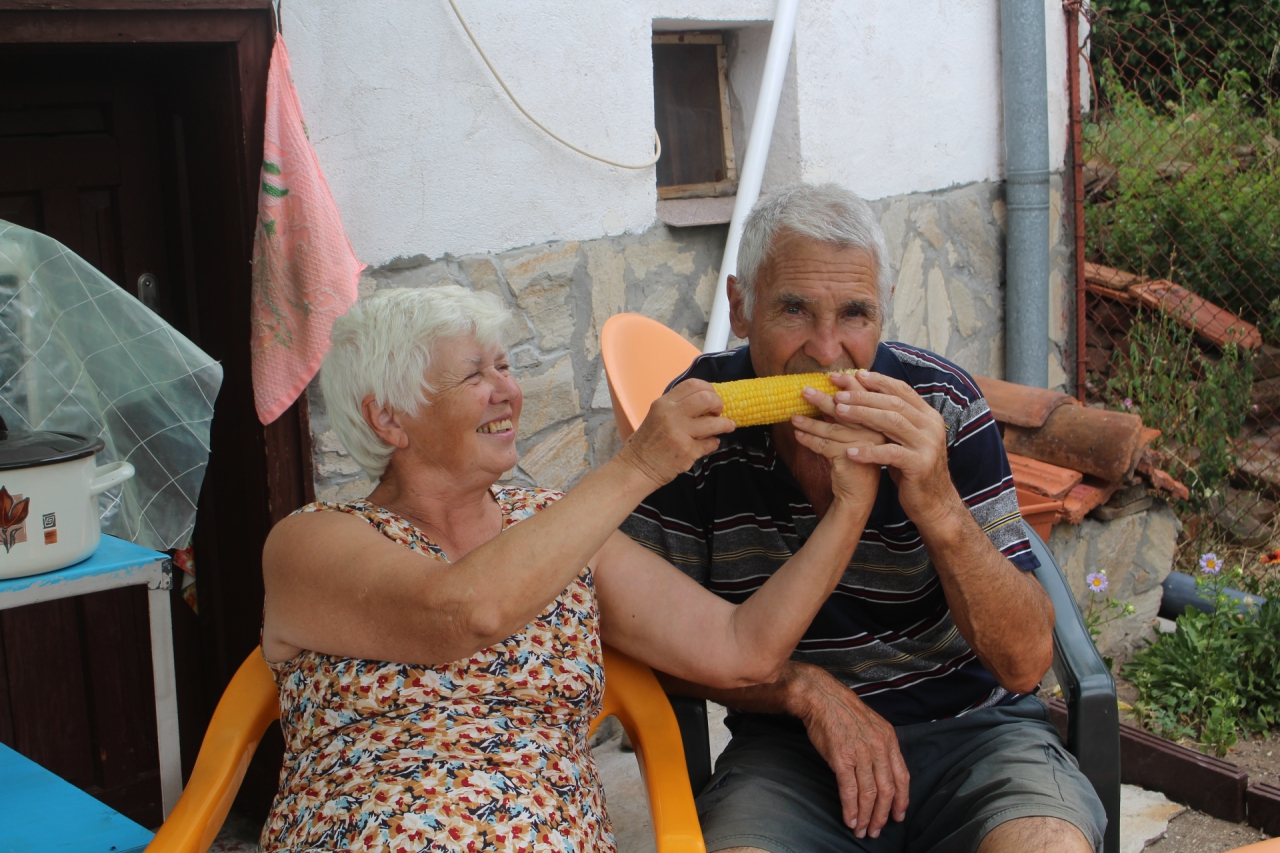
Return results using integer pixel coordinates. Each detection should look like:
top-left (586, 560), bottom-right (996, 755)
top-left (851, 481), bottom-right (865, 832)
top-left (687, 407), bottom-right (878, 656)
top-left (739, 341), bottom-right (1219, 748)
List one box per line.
top-left (758, 237), bottom-right (883, 316)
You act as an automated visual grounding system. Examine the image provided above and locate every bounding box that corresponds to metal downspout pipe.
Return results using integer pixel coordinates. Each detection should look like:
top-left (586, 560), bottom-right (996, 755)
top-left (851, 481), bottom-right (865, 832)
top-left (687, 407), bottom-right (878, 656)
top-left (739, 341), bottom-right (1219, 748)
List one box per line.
top-left (1001, 0), bottom-right (1053, 388)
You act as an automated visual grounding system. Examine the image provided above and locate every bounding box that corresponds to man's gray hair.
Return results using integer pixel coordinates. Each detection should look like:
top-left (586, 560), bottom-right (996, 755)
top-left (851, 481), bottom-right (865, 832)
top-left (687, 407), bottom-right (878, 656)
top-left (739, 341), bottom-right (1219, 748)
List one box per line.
top-left (736, 183), bottom-right (892, 320)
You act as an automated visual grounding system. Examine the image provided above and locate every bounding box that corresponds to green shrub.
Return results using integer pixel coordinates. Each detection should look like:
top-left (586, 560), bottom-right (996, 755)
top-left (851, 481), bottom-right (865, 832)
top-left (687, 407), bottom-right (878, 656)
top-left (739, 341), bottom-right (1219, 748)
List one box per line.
top-left (1124, 561), bottom-right (1280, 756)
top-left (1104, 312), bottom-right (1253, 501)
top-left (1092, 2), bottom-right (1279, 109)
top-left (1084, 68), bottom-right (1280, 325)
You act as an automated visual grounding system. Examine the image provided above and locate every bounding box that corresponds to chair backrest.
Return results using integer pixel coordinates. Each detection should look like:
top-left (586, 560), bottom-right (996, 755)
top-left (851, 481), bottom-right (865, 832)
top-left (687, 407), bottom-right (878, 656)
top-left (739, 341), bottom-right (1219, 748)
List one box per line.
top-left (601, 313), bottom-right (702, 440)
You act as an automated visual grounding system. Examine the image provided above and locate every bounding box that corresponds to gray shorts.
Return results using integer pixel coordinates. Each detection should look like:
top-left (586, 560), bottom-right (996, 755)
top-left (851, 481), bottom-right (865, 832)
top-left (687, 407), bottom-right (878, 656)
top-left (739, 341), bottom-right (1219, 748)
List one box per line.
top-left (695, 695), bottom-right (1106, 853)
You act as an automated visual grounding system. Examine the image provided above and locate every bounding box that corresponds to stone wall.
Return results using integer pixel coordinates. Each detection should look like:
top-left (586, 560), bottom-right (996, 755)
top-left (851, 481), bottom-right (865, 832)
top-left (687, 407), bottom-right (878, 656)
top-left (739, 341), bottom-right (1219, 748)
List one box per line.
top-left (309, 177), bottom-right (1076, 501)
top-left (309, 222), bottom-right (729, 501)
top-left (1047, 503), bottom-right (1179, 665)
top-left (872, 175), bottom-right (1074, 389)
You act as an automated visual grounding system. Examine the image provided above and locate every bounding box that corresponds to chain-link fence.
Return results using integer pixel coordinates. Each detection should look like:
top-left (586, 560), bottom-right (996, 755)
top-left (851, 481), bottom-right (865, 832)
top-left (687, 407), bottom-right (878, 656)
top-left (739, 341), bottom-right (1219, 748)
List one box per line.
top-left (1076, 2), bottom-right (1280, 576)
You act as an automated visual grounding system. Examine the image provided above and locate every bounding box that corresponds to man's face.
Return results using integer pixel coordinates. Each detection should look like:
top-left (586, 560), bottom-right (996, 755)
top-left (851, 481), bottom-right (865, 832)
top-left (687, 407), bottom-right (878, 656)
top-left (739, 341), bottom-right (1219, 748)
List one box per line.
top-left (729, 230), bottom-right (882, 378)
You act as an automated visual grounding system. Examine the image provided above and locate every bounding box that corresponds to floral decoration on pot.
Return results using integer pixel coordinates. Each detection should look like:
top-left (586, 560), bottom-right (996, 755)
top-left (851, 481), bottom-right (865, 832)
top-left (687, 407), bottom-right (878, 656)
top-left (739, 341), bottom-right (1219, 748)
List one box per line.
top-left (0, 486), bottom-right (30, 553)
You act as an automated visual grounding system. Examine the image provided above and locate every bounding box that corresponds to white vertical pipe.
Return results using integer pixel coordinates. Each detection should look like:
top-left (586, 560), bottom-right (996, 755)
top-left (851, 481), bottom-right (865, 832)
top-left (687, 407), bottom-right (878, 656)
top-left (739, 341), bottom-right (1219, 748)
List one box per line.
top-left (703, 0), bottom-right (800, 353)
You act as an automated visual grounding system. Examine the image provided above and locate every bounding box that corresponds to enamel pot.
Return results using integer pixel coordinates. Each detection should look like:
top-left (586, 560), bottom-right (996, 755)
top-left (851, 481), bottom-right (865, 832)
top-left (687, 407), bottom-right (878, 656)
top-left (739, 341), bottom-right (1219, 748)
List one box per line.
top-left (0, 414), bottom-right (135, 580)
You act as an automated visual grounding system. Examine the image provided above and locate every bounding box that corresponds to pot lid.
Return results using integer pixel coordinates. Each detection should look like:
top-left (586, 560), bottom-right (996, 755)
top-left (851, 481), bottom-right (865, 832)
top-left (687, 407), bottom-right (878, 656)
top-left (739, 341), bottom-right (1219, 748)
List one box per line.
top-left (0, 414), bottom-right (105, 471)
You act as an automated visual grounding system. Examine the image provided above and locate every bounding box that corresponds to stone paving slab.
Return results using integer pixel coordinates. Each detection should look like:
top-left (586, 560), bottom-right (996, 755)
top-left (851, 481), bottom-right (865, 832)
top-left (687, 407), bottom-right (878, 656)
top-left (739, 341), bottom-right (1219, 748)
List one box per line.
top-left (1121, 784), bottom-right (1185, 853)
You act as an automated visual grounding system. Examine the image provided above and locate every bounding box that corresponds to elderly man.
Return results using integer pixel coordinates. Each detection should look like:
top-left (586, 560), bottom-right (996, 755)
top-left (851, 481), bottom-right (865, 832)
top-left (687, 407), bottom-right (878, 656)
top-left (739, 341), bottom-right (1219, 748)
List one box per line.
top-left (621, 183), bottom-right (1106, 853)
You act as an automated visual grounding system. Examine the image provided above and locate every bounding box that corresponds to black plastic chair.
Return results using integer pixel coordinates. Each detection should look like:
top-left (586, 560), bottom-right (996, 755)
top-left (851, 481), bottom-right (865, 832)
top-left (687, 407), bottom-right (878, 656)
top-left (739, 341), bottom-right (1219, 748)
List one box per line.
top-left (667, 528), bottom-right (1121, 853)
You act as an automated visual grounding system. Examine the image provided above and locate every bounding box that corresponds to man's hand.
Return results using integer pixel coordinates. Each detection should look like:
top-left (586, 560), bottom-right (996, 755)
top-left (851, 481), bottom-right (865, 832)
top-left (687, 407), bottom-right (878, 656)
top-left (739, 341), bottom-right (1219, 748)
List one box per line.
top-left (658, 662), bottom-right (910, 839)
top-left (822, 372), bottom-right (1055, 693)
top-left (795, 664), bottom-right (910, 839)
top-left (823, 371), bottom-right (962, 529)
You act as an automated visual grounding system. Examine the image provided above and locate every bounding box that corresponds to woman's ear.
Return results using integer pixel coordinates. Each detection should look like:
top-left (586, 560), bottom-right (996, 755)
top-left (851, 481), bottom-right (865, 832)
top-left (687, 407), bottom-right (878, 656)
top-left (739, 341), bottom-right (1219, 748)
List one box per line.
top-left (362, 395), bottom-right (409, 449)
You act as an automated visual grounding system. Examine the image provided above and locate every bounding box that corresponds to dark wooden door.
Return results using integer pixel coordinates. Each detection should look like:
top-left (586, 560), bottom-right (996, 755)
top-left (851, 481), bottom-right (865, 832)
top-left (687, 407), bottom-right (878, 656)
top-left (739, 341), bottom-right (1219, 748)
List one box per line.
top-left (0, 9), bottom-right (306, 826)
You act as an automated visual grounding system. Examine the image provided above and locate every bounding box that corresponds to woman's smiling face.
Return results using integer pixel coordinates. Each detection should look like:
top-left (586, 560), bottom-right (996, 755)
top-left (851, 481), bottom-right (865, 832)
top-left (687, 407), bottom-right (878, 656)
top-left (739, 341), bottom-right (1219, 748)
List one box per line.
top-left (399, 335), bottom-right (522, 483)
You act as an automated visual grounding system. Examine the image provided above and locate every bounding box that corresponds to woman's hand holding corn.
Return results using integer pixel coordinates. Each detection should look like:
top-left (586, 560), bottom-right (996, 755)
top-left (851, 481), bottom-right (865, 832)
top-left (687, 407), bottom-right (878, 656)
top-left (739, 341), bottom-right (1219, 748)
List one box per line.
top-left (615, 379), bottom-right (736, 489)
top-left (792, 372), bottom-right (886, 513)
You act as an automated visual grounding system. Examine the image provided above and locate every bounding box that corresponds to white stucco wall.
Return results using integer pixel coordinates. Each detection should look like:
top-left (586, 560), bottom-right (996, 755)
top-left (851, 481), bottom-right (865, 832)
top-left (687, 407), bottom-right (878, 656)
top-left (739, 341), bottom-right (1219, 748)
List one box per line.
top-left (796, 0), bottom-right (1068, 200)
top-left (283, 0), bottom-right (1071, 265)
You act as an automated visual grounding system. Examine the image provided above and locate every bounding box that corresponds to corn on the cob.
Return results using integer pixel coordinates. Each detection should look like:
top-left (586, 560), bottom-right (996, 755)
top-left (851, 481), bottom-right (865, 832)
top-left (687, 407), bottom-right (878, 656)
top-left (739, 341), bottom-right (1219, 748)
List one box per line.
top-left (713, 370), bottom-right (861, 427)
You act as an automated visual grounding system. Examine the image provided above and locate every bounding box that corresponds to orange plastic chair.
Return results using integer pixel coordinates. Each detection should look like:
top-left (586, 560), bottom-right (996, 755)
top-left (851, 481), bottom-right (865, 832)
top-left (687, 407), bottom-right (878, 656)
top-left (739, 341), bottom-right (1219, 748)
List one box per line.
top-left (145, 645), bottom-right (704, 853)
top-left (602, 313), bottom-right (702, 440)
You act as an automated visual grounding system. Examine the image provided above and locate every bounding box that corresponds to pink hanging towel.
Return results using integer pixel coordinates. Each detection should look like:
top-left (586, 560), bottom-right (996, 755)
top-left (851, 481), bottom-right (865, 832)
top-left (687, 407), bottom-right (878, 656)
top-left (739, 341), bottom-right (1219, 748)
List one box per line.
top-left (251, 34), bottom-right (363, 425)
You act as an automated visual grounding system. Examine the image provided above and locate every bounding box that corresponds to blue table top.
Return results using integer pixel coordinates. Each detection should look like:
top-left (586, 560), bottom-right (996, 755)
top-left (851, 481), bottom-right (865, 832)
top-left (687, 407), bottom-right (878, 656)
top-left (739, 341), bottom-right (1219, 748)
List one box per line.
top-left (0, 742), bottom-right (154, 853)
top-left (0, 535), bottom-right (167, 597)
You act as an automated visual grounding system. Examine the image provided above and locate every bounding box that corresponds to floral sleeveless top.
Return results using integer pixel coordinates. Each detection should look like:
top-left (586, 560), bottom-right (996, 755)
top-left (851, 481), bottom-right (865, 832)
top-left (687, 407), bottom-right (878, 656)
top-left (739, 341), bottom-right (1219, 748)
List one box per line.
top-left (260, 486), bottom-right (615, 853)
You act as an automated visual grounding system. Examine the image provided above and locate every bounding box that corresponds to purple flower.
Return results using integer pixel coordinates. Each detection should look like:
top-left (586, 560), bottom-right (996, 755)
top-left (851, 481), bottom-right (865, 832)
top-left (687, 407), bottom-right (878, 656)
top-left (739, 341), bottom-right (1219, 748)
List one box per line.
top-left (1122, 398), bottom-right (1133, 410)
top-left (1087, 572), bottom-right (1108, 593)
top-left (1200, 553), bottom-right (1222, 575)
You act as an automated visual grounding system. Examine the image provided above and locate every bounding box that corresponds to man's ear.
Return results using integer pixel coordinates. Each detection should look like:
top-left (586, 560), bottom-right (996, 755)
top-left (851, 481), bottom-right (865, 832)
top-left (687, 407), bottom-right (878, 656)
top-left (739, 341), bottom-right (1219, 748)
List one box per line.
top-left (726, 275), bottom-right (751, 339)
top-left (362, 395), bottom-right (410, 450)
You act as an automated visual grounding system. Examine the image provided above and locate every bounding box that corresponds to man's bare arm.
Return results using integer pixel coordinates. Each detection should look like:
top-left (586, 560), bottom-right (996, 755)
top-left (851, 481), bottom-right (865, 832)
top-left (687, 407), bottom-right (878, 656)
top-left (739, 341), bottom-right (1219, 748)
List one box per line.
top-left (822, 372), bottom-right (1055, 693)
top-left (658, 661), bottom-right (909, 841)
top-left (910, 495), bottom-right (1054, 693)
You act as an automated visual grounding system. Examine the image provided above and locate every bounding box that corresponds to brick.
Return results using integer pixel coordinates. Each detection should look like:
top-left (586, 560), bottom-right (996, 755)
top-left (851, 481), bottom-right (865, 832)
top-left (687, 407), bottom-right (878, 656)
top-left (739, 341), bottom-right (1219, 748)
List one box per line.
top-left (1060, 479), bottom-right (1120, 525)
top-left (1008, 452), bottom-right (1083, 500)
top-left (975, 375), bottom-right (1078, 428)
top-left (1130, 280), bottom-right (1262, 351)
top-left (1003, 406), bottom-right (1146, 482)
top-left (1083, 262), bottom-right (1146, 290)
top-left (1087, 282), bottom-right (1141, 306)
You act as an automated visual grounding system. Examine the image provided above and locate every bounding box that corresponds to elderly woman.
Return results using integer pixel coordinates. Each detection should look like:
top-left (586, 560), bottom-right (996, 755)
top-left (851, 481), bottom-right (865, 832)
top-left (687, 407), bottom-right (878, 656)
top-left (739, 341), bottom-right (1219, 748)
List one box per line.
top-left (259, 285), bottom-right (882, 853)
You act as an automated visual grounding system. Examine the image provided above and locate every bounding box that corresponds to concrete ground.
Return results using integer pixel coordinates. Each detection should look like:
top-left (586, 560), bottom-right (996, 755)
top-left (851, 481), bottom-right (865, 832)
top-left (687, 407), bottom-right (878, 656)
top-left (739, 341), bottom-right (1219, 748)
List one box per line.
top-left (1145, 810), bottom-right (1267, 853)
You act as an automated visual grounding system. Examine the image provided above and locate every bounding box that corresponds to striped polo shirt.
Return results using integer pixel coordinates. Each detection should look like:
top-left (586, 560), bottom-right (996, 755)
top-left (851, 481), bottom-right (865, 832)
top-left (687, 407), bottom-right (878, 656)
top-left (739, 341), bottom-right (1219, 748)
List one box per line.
top-left (620, 342), bottom-right (1039, 726)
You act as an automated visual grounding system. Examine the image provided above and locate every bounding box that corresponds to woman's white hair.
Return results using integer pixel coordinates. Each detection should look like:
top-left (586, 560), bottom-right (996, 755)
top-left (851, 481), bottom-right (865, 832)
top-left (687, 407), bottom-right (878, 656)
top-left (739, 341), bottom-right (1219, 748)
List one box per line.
top-left (320, 285), bottom-right (513, 480)
top-left (736, 183), bottom-right (892, 321)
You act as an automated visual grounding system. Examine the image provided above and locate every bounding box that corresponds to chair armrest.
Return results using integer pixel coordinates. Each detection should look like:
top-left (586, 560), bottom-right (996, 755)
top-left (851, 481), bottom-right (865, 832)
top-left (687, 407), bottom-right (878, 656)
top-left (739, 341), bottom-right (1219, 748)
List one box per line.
top-left (145, 648), bottom-right (281, 853)
top-left (1026, 530), bottom-right (1120, 853)
top-left (598, 646), bottom-right (706, 853)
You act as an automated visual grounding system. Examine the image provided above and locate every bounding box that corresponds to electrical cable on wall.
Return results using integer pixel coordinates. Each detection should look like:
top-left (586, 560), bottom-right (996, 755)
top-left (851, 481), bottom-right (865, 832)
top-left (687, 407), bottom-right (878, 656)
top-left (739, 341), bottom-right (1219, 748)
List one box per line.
top-left (445, 0), bottom-right (661, 170)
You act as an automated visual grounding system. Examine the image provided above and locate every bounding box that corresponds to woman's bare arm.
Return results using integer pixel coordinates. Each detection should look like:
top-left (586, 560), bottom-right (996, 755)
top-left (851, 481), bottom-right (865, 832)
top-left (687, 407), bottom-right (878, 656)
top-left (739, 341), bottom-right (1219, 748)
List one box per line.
top-left (262, 381), bottom-right (731, 666)
top-left (594, 415), bottom-right (881, 688)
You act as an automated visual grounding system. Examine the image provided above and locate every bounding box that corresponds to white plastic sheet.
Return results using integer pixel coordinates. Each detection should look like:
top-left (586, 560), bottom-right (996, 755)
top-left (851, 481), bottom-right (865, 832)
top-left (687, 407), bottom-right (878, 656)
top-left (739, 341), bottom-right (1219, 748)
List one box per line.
top-left (0, 221), bottom-right (222, 550)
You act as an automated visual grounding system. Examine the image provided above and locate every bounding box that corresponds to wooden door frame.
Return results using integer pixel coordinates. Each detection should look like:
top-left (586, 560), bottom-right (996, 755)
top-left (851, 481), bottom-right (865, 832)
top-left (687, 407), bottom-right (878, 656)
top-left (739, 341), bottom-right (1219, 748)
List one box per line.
top-left (0, 0), bottom-right (312, 524)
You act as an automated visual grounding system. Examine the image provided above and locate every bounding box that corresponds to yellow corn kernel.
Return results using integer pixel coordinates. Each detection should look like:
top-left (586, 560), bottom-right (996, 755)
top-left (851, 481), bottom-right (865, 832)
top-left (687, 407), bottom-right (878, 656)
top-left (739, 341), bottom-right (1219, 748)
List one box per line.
top-left (713, 370), bottom-right (861, 427)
